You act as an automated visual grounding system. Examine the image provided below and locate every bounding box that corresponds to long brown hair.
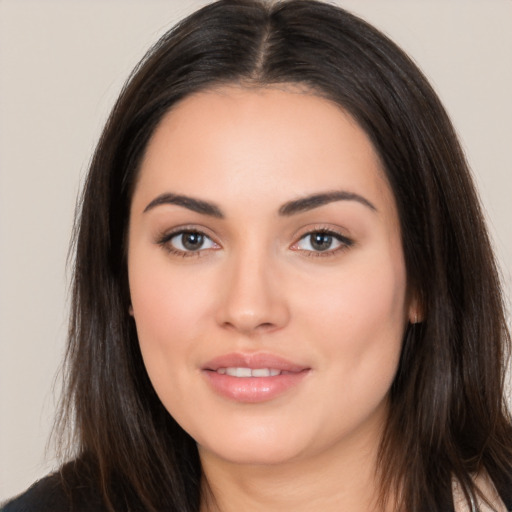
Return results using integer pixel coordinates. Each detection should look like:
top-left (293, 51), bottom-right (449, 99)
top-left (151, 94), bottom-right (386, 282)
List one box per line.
top-left (57, 1), bottom-right (512, 510)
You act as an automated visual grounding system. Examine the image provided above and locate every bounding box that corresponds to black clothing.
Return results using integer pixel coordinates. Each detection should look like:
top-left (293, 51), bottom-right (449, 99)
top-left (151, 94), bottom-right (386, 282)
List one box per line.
top-left (1, 460), bottom-right (107, 512)
top-left (3, 463), bottom-right (512, 511)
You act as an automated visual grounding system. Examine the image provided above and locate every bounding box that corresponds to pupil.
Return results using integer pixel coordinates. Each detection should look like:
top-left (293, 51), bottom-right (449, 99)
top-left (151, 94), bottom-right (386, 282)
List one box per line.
top-left (311, 233), bottom-right (332, 251)
top-left (182, 232), bottom-right (203, 250)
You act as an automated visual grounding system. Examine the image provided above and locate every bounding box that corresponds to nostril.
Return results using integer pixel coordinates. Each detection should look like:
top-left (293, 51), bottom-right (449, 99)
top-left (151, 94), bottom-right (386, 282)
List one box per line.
top-left (221, 320), bottom-right (277, 334)
top-left (215, 275), bottom-right (290, 334)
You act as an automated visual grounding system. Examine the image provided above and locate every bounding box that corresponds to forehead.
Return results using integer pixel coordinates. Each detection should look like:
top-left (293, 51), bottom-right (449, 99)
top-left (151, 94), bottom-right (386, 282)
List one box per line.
top-left (134, 85), bottom-right (393, 214)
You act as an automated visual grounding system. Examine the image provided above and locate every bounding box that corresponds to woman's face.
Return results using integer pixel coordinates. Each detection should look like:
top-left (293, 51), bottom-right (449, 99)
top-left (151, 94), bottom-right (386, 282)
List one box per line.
top-left (128, 86), bottom-right (415, 467)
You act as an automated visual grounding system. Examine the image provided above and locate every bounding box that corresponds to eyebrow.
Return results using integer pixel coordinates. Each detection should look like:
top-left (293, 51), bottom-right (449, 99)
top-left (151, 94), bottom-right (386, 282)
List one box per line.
top-left (278, 191), bottom-right (377, 216)
top-left (143, 189), bottom-right (376, 218)
top-left (143, 193), bottom-right (224, 218)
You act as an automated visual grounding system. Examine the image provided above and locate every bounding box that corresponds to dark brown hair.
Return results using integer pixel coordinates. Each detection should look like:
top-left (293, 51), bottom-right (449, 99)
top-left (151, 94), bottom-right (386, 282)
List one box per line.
top-left (58, 1), bottom-right (512, 510)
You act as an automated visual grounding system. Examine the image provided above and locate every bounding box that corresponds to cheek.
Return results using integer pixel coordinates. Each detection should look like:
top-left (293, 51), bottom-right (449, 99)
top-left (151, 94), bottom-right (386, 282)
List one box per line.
top-left (305, 253), bottom-right (406, 329)
top-left (296, 256), bottom-right (407, 433)
top-left (128, 255), bottom-right (217, 401)
top-left (130, 257), bottom-right (214, 342)
top-left (298, 250), bottom-right (407, 383)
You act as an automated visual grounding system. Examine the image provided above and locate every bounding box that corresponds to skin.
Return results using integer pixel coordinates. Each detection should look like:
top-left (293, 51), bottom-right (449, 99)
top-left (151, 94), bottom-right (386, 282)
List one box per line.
top-left (127, 86), bottom-right (418, 511)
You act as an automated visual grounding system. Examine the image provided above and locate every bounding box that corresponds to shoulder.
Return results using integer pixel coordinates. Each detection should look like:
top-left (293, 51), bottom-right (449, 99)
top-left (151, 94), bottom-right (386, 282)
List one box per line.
top-left (453, 473), bottom-right (512, 512)
top-left (1, 460), bottom-right (107, 512)
top-left (2, 473), bottom-right (71, 512)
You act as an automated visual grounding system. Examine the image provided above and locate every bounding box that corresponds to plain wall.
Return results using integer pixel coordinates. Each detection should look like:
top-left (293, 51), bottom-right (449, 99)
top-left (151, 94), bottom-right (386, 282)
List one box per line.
top-left (1, 0), bottom-right (511, 501)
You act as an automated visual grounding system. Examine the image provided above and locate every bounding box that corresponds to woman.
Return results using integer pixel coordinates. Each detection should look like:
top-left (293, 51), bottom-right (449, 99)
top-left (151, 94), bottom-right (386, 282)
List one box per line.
top-left (2, 0), bottom-right (511, 510)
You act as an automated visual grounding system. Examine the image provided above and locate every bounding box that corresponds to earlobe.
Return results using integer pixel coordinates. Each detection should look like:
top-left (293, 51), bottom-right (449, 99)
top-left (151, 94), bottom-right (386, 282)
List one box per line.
top-left (409, 310), bottom-right (423, 324)
top-left (408, 296), bottom-right (424, 324)
top-left (129, 305), bottom-right (134, 316)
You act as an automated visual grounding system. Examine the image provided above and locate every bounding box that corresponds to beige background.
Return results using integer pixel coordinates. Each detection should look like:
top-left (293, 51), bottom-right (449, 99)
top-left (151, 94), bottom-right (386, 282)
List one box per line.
top-left (1, 0), bottom-right (511, 501)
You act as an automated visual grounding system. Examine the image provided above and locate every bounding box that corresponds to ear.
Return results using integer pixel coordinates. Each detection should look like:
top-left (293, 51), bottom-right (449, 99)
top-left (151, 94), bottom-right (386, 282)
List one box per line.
top-left (128, 305), bottom-right (134, 316)
top-left (408, 295), bottom-right (424, 324)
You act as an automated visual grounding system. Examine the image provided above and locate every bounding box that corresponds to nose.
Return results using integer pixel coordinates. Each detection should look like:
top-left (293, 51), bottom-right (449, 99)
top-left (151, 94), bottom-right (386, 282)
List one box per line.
top-left (215, 247), bottom-right (290, 335)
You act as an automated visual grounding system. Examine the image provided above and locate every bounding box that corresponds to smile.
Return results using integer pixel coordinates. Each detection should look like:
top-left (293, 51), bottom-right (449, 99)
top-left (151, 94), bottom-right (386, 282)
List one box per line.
top-left (216, 367), bottom-right (283, 377)
top-left (202, 353), bottom-right (310, 402)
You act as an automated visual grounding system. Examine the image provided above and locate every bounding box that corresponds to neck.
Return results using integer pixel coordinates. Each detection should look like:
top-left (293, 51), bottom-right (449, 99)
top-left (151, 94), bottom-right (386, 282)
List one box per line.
top-left (199, 423), bottom-right (391, 512)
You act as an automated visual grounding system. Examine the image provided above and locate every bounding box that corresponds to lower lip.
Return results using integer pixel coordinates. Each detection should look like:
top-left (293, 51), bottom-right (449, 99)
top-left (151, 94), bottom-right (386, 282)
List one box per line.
top-left (202, 370), bottom-right (309, 403)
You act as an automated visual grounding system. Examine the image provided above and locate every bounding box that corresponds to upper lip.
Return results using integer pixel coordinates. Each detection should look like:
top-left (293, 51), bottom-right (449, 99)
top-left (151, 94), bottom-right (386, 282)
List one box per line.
top-left (202, 352), bottom-right (309, 373)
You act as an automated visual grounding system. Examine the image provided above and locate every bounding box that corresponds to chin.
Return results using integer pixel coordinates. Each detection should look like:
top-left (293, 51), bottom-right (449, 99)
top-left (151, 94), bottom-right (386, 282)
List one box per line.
top-left (194, 421), bottom-right (313, 466)
top-left (199, 440), bottom-right (306, 467)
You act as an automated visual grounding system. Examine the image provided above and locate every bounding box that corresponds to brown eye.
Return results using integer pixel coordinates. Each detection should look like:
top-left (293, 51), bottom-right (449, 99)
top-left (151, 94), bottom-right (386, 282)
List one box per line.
top-left (169, 231), bottom-right (216, 252)
top-left (181, 232), bottom-right (204, 251)
top-left (310, 233), bottom-right (335, 251)
top-left (294, 230), bottom-right (353, 254)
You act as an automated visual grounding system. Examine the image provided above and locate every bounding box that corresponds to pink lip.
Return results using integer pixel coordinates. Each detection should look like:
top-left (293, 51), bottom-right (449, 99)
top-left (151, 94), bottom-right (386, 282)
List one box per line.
top-left (201, 352), bottom-right (310, 403)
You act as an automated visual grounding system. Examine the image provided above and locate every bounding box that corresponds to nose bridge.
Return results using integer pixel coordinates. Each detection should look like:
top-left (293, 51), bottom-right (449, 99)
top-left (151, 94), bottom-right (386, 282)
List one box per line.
top-left (216, 238), bottom-right (288, 333)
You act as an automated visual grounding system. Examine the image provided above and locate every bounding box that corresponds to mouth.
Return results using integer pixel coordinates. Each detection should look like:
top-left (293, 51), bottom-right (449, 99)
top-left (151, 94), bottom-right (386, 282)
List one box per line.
top-left (202, 353), bottom-right (310, 402)
top-left (214, 367), bottom-right (293, 377)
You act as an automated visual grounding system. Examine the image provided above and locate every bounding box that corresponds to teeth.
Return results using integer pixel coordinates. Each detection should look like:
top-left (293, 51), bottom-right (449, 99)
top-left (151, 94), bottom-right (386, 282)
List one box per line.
top-left (252, 368), bottom-right (271, 377)
top-left (219, 367), bottom-right (282, 377)
top-left (226, 367), bottom-right (251, 377)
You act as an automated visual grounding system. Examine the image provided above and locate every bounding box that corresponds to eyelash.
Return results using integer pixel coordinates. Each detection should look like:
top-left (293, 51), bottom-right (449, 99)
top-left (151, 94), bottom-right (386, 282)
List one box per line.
top-left (156, 227), bottom-right (219, 258)
top-left (156, 227), bottom-right (353, 258)
top-left (291, 228), bottom-right (354, 257)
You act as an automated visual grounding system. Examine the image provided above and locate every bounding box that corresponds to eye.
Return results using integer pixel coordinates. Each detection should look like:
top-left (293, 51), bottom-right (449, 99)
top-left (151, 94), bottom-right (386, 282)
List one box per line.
top-left (292, 230), bottom-right (353, 255)
top-left (159, 230), bottom-right (219, 256)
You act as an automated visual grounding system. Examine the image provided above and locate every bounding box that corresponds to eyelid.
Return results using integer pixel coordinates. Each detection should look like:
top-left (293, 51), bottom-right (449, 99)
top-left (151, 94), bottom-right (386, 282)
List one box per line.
top-left (154, 223), bottom-right (353, 258)
top-left (290, 225), bottom-right (354, 256)
top-left (155, 225), bottom-right (221, 257)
